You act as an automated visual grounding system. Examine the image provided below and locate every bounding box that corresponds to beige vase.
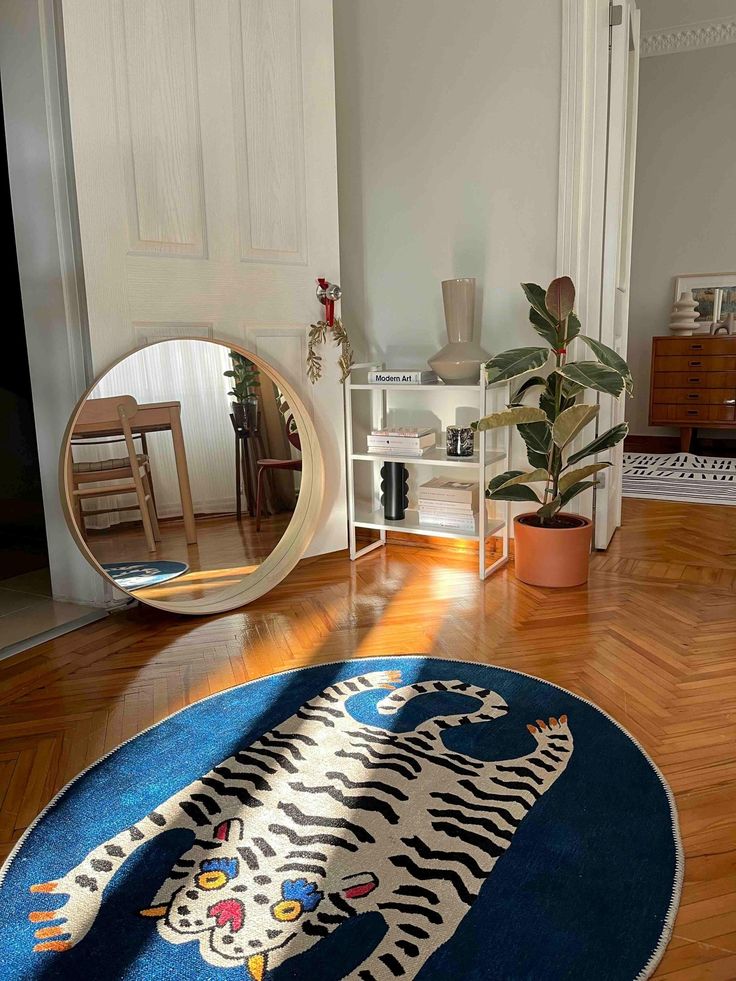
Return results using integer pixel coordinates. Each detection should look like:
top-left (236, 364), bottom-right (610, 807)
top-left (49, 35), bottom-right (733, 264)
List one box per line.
top-left (428, 278), bottom-right (489, 384)
top-left (513, 513), bottom-right (593, 587)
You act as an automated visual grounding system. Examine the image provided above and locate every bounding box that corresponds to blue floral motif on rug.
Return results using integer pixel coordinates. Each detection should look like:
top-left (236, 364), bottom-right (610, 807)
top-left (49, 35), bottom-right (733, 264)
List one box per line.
top-left (0, 657), bottom-right (681, 980)
top-left (101, 560), bottom-right (188, 590)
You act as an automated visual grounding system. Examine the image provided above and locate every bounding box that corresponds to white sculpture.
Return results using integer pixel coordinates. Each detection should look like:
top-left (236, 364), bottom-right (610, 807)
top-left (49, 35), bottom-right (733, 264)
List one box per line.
top-left (668, 290), bottom-right (699, 336)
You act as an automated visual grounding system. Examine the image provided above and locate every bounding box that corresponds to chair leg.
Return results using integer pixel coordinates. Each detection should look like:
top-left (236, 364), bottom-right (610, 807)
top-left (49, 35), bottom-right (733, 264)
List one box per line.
top-left (142, 471), bottom-right (161, 541)
top-left (256, 465), bottom-right (266, 531)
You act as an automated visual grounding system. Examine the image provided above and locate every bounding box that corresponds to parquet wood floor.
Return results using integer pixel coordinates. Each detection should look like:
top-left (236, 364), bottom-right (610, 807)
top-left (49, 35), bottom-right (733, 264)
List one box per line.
top-left (1, 497), bottom-right (734, 978)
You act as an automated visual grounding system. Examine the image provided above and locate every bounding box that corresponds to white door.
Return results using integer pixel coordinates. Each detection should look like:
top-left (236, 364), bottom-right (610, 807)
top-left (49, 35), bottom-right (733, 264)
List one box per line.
top-left (594, 0), bottom-right (640, 548)
top-left (61, 0), bottom-right (346, 557)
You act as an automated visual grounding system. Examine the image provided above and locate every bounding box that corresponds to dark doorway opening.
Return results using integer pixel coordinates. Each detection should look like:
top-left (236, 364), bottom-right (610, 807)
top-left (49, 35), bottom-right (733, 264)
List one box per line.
top-left (0, 86), bottom-right (49, 582)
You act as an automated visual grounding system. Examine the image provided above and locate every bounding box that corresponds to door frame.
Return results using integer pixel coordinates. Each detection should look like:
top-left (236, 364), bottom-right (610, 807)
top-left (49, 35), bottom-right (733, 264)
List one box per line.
top-left (556, 0), bottom-right (639, 545)
top-left (0, 0), bottom-right (114, 607)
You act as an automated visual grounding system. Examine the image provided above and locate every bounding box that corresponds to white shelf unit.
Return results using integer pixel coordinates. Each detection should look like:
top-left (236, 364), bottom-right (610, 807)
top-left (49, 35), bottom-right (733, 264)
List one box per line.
top-left (344, 363), bottom-right (512, 580)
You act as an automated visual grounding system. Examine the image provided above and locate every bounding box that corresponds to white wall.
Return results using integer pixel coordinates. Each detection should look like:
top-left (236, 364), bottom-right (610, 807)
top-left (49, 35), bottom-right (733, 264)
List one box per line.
top-left (627, 39), bottom-right (736, 436)
top-left (639, 0), bottom-right (736, 31)
top-left (334, 0), bottom-right (563, 368)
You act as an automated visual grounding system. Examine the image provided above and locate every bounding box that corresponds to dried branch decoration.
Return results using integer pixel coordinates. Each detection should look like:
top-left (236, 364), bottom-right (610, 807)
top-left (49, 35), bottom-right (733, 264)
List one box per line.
top-left (307, 318), bottom-right (354, 384)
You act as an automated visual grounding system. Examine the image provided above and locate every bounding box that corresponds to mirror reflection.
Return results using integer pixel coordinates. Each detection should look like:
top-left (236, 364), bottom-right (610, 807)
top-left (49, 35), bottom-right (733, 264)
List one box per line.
top-left (65, 339), bottom-right (302, 605)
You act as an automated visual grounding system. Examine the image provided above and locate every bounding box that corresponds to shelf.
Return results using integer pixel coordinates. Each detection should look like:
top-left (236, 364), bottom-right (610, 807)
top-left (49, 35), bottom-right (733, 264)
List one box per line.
top-left (351, 446), bottom-right (506, 468)
top-left (350, 382), bottom-right (489, 392)
top-left (354, 503), bottom-right (505, 542)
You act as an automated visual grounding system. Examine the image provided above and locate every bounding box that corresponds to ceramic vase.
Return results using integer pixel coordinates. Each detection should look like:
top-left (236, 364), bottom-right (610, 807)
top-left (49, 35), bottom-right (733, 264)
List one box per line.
top-left (668, 291), bottom-right (699, 336)
top-left (428, 278), bottom-right (490, 385)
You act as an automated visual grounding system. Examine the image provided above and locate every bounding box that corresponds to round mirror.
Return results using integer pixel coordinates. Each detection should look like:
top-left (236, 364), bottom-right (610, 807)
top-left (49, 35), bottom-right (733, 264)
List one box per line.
top-left (60, 338), bottom-right (323, 615)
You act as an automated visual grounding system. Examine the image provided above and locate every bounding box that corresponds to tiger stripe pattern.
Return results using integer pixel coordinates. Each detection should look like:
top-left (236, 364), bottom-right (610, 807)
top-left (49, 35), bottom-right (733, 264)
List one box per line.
top-left (29, 669), bottom-right (573, 979)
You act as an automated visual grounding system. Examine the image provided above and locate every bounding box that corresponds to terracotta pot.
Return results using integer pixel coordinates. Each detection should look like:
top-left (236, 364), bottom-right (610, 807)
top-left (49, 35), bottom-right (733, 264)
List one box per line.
top-left (513, 513), bottom-right (593, 587)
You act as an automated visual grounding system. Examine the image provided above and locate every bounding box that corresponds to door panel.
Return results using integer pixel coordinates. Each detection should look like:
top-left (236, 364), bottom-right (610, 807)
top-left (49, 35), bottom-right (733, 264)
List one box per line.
top-left (594, 0), bottom-right (639, 549)
top-left (62, 0), bottom-right (346, 556)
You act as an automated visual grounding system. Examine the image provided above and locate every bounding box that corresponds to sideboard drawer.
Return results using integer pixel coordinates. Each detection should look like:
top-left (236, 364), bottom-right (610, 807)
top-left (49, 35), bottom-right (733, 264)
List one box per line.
top-left (653, 371), bottom-right (736, 388)
top-left (650, 404), bottom-right (736, 423)
top-left (655, 337), bottom-right (736, 356)
top-left (651, 388), bottom-right (736, 405)
top-left (654, 356), bottom-right (736, 372)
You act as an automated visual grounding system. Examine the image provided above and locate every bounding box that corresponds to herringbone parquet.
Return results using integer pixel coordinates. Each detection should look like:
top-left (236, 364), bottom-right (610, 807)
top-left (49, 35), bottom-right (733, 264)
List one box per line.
top-left (1, 498), bottom-right (734, 978)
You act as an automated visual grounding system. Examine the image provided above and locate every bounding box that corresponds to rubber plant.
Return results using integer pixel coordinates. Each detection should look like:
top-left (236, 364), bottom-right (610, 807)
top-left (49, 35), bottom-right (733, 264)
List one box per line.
top-left (471, 276), bottom-right (632, 527)
top-left (224, 351), bottom-right (260, 403)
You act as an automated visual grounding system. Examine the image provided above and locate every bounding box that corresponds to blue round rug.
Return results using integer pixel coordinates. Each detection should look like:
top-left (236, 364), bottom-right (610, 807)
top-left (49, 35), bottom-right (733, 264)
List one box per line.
top-left (0, 657), bottom-right (681, 981)
top-left (101, 560), bottom-right (189, 590)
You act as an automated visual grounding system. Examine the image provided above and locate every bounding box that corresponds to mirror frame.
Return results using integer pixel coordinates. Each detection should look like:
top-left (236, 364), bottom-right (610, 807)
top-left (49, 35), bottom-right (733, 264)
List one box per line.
top-left (59, 338), bottom-right (324, 616)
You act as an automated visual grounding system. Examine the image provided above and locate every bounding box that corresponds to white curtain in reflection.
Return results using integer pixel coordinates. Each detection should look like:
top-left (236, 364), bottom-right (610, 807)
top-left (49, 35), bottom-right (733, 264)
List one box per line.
top-left (80, 340), bottom-right (235, 527)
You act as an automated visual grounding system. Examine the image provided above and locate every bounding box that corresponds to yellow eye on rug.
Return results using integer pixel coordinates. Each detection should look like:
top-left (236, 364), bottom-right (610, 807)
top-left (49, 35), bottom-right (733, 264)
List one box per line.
top-left (271, 900), bottom-right (302, 922)
top-left (197, 870), bottom-right (228, 891)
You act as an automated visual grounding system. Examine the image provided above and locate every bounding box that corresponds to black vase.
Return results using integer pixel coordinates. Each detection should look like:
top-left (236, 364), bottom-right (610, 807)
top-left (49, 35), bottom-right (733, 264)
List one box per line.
top-left (381, 462), bottom-right (409, 521)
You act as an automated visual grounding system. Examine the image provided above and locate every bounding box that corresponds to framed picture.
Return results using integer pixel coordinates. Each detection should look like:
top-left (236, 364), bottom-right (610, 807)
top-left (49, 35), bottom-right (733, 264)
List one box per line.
top-left (675, 273), bottom-right (736, 325)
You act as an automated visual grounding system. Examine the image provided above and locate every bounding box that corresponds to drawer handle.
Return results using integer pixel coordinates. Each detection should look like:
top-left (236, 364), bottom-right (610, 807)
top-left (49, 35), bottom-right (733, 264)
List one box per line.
top-left (688, 360), bottom-right (703, 366)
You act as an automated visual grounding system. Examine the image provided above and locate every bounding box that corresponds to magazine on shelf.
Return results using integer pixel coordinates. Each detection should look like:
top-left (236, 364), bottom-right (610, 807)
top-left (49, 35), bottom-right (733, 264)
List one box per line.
top-left (417, 513), bottom-right (476, 531)
top-left (370, 427), bottom-right (434, 438)
top-left (418, 477), bottom-right (479, 506)
top-left (368, 370), bottom-right (439, 385)
top-left (367, 446), bottom-right (431, 458)
top-left (417, 499), bottom-right (476, 514)
top-left (367, 433), bottom-right (436, 450)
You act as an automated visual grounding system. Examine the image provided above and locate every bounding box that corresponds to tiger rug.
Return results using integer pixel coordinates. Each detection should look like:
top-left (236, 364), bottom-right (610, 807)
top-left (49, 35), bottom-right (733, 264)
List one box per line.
top-left (0, 658), bottom-right (682, 981)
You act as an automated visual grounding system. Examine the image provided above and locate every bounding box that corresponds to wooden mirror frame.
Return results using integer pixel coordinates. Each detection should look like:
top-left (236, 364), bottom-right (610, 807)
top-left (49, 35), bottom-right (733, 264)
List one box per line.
top-left (59, 338), bottom-right (324, 616)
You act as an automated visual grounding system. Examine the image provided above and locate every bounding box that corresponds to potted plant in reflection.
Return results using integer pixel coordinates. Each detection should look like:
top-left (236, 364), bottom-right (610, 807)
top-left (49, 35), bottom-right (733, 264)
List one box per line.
top-left (225, 352), bottom-right (261, 431)
top-left (471, 276), bottom-right (633, 587)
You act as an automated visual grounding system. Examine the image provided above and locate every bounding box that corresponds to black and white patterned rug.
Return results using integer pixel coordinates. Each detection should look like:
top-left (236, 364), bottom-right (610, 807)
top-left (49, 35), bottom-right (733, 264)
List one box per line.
top-left (623, 453), bottom-right (736, 505)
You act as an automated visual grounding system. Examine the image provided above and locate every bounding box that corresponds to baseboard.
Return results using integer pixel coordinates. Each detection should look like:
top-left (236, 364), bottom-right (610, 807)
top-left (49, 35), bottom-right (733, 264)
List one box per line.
top-left (626, 434), bottom-right (736, 455)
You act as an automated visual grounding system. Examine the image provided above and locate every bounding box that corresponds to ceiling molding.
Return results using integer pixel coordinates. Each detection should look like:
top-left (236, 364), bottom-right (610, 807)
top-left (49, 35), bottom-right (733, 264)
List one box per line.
top-left (641, 16), bottom-right (736, 57)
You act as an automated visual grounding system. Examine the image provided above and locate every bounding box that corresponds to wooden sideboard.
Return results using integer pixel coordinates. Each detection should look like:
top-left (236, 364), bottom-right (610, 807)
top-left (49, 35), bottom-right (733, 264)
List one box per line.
top-left (649, 335), bottom-right (736, 451)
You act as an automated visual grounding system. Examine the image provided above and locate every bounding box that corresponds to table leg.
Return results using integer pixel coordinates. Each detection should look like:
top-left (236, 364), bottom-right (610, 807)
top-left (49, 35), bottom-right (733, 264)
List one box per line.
top-left (170, 409), bottom-right (197, 544)
top-left (235, 432), bottom-right (242, 520)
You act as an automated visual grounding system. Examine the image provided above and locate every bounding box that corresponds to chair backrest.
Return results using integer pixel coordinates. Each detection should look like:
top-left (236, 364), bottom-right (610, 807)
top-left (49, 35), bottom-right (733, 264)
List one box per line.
top-left (285, 413), bottom-right (301, 452)
top-left (76, 395), bottom-right (139, 428)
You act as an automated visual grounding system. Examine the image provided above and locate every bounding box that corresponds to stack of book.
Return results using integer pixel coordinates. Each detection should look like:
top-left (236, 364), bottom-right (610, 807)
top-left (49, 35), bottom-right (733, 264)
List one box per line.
top-left (368, 369), bottom-right (439, 385)
top-left (367, 427), bottom-right (437, 457)
top-left (417, 478), bottom-right (478, 532)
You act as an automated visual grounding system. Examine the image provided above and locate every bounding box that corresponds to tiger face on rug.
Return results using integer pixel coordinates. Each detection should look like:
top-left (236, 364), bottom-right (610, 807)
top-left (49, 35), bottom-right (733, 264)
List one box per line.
top-left (29, 670), bottom-right (574, 980)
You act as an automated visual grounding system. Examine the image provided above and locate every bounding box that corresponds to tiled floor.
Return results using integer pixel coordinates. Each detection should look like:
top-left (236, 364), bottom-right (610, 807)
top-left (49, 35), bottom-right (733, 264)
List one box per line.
top-left (0, 568), bottom-right (104, 656)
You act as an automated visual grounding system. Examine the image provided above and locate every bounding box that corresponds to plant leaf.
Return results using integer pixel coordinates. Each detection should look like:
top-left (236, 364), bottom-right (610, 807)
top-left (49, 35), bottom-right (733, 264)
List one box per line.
top-left (559, 480), bottom-right (596, 508)
top-left (496, 468), bottom-right (550, 489)
top-left (472, 405), bottom-right (548, 432)
top-left (485, 347), bottom-right (550, 384)
top-left (488, 469), bottom-right (524, 493)
top-left (521, 283), bottom-right (556, 327)
top-left (567, 422), bottom-right (629, 465)
top-left (537, 496), bottom-right (561, 522)
top-left (510, 375), bottom-right (548, 404)
top-left (559, 462), bottom-right (610, 494)
top-left (565, 312), bottom-right (582, 343)
top-left (529, 308), bottom-right (558, 347)
top-left (488, 484), bottom-right (543, 504)
top-left (552, 404), bottom-right (599, 448)
top-left (556, 362), bottom-right (625, 397)
top-left (579, 336), bottom-right (633, 394)
top-left (545, 276), bottom-right (575, 323)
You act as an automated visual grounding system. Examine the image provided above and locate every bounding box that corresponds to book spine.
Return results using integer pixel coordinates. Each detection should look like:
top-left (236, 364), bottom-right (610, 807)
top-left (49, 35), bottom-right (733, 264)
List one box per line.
top-left (419, 490), bottom-right (478, 505)
top-left (419, 516), bottom-right (476, 529)
top-left (367, 447), bottom-right (427, 457)
top-left (367, 371), bottom-right (436, 384)
top-left (367, 438), bottom-right (435, 449)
